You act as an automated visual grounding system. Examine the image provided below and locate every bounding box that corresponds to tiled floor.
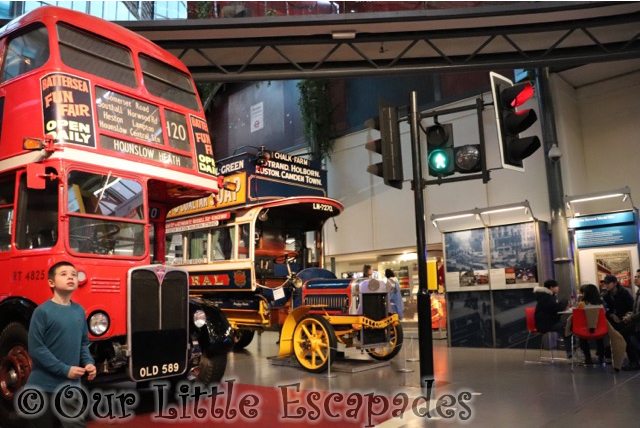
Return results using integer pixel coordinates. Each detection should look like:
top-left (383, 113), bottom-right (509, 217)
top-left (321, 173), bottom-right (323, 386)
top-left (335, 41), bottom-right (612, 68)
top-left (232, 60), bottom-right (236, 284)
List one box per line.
top-left (89, 331), bottom-right (640, 427)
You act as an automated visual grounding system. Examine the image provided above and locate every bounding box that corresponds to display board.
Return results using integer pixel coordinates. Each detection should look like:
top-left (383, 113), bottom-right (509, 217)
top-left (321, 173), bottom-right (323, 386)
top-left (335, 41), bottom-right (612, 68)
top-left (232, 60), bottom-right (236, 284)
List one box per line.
top-left (444, 228), bottom-right (490, 292)
top-left (443, 222), bottom-right (543, 292)
top-left (443, 221), bottom-right (550, 348)
top-left (447, 291), bottom-right (493, 348)
top-left (569, 210), bottom-right (640, 289)
top-left (489, 222), bottom-right (539, 290)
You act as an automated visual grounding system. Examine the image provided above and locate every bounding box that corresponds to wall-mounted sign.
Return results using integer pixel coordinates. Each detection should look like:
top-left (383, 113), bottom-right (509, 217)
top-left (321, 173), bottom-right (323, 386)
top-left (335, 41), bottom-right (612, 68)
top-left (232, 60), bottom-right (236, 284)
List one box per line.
top-left (41, 73), bottom-right (95, 147)
top-left (250, 101), bottom-right (264, 133)
top-left (569, 211), bottom-right (635, 229)
top-left (95, 87), bottom-right (162, 144)
top-left (100, 136), bottom-right (193, 168)
top-left (575, 224), bottom-right (638, 248)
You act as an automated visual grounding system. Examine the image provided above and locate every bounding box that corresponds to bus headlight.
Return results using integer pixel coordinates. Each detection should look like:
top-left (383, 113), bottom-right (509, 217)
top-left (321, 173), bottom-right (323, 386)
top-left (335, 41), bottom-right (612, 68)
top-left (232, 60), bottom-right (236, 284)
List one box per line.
top-left (88, 311), bottom-right (110, 336)
top-left (77, 271), bottom-right (88, 286)
top-left (193, 310), bottom-right (207, 328)
top-left (292, 277), bottom-right (303, 289)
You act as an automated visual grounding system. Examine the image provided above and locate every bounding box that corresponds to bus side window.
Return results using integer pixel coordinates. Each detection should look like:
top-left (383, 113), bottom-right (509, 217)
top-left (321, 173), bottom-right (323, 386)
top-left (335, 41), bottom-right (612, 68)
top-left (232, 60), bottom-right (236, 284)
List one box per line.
top-left (1, 26), bottom-right (49, 82)
top-left (238, 224), bottom-right (250, 259)
top-left (211, 226), bottom-right (234, 261)
top-left (0, 174), bottom-right (15, 251)
top-left (165, 233), bottom-right (183, 264)
top-left (57, 23), bottom-right (136, 88)
top-left (15, 169), bottom-right (58, 250)
top-left (188, 230), bottom-right (207, 261)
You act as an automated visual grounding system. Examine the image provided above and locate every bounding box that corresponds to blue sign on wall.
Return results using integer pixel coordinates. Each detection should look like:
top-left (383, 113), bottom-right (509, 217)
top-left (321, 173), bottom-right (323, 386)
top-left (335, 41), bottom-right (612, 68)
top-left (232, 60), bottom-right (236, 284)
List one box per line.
top-left (569, 211), bottom-right (635, 229)
top-left (575, 224), bottom-right (638, 248)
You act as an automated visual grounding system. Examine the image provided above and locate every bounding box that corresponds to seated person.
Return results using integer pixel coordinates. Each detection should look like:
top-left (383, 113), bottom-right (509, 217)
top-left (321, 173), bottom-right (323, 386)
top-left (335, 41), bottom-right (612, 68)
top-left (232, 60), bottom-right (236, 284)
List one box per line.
top-left (575, 283), bottom-right (606, 366)
top-left (534, 279), bottom-right (571, 357)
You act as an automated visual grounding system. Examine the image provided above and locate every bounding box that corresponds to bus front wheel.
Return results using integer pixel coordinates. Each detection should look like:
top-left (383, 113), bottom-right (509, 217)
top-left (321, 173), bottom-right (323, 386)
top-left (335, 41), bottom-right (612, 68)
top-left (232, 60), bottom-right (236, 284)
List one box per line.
top-left (0, 322), bottom-right (32, 428)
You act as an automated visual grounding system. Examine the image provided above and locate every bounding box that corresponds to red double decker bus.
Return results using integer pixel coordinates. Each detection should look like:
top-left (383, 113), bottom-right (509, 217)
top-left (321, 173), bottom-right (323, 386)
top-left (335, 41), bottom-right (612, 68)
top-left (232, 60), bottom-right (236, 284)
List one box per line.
top-left (0, 6), bottom-right (232, 426)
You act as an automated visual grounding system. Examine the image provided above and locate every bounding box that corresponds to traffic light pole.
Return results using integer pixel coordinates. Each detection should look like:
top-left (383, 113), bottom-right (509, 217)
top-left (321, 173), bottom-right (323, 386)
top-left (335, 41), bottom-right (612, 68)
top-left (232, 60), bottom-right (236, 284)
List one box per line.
top-left (409, 91), bottom-right (435, 398)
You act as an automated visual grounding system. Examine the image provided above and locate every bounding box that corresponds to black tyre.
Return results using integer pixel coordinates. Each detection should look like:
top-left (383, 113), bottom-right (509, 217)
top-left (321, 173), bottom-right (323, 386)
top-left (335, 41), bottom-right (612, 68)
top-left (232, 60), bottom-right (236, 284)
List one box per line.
top-left (293, 314), bottom-right (337, 373)
top-left (194, 351), bottom-right (227, 385)
top-left (0, 322), bottom-right (31, 428)
top-left (366, 323), bottom-right (404, 361)
top-left (233, 329), bottom-right (255, 351)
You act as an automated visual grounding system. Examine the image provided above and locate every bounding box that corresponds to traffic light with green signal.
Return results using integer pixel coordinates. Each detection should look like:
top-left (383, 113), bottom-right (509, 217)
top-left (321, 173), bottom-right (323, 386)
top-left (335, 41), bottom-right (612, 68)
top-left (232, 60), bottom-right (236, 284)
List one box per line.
top-left (364, 102), bottom-right (403, 189)
top-left (490, 71), bottom-right (541, 171)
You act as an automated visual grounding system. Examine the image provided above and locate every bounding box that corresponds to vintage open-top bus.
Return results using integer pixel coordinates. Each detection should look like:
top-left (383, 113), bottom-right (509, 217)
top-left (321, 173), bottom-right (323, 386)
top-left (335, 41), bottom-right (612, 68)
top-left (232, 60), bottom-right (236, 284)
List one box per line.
top-left (0, 6), bottom-right (232, 427)
top-left (167, 148), bottom-right (403, 373)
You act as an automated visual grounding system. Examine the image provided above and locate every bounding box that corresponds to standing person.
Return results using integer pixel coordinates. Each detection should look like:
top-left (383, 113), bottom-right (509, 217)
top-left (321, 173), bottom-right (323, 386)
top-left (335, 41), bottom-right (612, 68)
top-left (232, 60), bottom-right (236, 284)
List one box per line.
top-left (622, 269), bottom-right (640, 358)
top-left (26, 261), bottom-right (97, 427)
top-left (602, 274), bottom-right (639, 370)
top-left (385, 269), bottom-right (404, 319)
top-left (533, 279), bottom-right (572, 357)
top-left (362, 264), bottom-right (373, 279)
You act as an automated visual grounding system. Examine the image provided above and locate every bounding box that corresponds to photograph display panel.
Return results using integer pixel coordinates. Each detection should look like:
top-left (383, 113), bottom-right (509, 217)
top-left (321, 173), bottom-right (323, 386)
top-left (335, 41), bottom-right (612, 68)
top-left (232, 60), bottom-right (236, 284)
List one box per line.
top-left (489, 222), bottom-right (538, 290)
top-left (447, 291), bottom-right (493, 348)
top-left (444, 228), bottom-right (490, 291)
top-left (594, 250), bottom-right (632, 286)
top-left (493, 289), bottom-right (539, 348)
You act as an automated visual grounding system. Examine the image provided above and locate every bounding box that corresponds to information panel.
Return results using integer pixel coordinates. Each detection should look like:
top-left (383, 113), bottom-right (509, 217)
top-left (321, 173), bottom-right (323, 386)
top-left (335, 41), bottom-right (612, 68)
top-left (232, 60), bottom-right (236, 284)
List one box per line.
top-left (575, 224), bottom-right (638, 248)
top-left (165, 110), bottom-right (190, 152)
top-left (96, 87), bottom-right (162, 144)
top-left (41, 73), bottom-right (96, 148)
top-left (100, 135), bottom-right (192, 169)
top-left (190, 115), bottom-right (217, 177)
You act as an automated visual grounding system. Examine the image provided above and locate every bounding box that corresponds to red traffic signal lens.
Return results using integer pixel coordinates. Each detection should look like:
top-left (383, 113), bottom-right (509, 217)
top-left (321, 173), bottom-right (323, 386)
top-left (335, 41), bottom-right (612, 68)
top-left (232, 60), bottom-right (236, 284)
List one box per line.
top-left (426, 124), bottom-right (452, 147)
top-left (501, 82), bottom-right (534, 109)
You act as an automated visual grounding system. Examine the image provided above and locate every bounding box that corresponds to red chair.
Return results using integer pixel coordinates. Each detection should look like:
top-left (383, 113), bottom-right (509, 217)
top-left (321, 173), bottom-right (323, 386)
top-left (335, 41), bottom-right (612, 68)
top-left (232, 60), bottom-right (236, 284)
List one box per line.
top-left (571, 307), bottom-right (607, 369)
top-left (524, 306), bottom-right (558, 363)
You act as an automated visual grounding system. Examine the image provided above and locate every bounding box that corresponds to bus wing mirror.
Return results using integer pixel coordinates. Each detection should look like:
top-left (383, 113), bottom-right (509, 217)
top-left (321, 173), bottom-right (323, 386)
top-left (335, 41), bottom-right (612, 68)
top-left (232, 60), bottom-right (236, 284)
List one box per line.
top-left (26, 163), bottom-right (47, 189)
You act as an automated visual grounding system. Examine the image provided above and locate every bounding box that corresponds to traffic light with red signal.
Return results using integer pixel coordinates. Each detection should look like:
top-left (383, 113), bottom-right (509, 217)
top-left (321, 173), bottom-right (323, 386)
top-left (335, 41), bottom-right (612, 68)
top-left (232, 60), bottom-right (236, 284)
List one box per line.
top-left (490, 72), bottom-right (541, 171)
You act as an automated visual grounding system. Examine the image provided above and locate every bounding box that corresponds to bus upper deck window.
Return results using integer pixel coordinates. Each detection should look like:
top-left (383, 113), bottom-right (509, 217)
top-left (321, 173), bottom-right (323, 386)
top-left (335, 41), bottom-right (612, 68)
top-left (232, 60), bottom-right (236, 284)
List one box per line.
top-left (139, 54), bottom-right (198, 111)
top-left (1, 26), bottom-right (49, 82)
top-left (57, 23), bottom-right (136, 88)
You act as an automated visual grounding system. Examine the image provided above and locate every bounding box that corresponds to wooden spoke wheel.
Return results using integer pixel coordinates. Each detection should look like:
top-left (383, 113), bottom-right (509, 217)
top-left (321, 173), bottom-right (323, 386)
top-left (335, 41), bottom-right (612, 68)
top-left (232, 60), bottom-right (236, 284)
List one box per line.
top-left (366, 323), bottom-right (404, 361)
top-left (293, 314), bottom-right (337, 373)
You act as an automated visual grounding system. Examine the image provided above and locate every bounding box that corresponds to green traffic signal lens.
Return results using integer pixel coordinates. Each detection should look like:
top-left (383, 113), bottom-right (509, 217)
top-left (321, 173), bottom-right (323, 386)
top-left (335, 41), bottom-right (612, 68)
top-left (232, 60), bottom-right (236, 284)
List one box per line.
top-left (429, 149), bottom-right (450, 171)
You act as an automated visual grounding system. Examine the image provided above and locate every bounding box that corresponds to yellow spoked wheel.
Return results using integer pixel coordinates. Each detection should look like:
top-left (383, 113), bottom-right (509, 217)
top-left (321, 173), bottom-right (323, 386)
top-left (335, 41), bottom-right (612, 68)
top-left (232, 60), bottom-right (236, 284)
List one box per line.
top-left (293, 314), bottom-right (337, 373)
top-left (366, 323), bottom-right (403, 361)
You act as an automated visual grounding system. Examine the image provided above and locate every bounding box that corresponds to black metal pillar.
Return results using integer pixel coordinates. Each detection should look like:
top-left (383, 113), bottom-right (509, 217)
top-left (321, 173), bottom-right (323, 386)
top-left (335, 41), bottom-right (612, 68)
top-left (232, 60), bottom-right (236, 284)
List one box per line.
top-left (536, 68), bottom-right (575, 299)
top-left (409, 91), bottom-right (435, 396)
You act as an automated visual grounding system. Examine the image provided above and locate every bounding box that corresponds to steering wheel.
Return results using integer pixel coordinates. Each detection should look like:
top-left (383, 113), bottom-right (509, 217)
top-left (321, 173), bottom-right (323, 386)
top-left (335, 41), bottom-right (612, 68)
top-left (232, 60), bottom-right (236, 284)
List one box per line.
top-left (69, 223), bottom-right (121, 242)
top-left (274, 251), bottom-right (298, 265)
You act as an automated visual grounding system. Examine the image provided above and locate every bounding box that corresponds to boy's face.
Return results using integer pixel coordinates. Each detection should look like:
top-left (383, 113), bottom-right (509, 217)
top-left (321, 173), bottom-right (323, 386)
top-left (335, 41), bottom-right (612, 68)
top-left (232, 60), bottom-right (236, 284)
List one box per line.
top-left (49, 265), bottom-right (78, 293)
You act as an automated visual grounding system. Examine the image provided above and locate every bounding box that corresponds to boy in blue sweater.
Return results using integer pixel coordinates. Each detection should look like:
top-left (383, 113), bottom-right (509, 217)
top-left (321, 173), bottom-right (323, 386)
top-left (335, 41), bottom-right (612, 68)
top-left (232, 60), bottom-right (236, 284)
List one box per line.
top-left (26, 261), bottom-right (96, 427)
